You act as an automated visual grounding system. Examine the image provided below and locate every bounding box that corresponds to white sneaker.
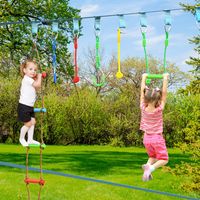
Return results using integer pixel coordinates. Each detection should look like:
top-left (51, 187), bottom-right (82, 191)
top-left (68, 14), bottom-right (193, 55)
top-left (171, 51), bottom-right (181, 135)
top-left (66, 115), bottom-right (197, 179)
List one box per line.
top-left (28, 140), bottom-right (40, 145)
top-left (19, 138), bottom-right (28, 147)
top-left (142, 164), bottom-right (153, 181)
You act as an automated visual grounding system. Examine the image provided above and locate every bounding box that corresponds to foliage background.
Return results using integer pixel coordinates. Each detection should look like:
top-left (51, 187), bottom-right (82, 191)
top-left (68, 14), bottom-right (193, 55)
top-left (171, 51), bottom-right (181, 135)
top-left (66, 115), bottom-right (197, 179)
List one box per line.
top-left (0, 0), bottom-right (199, 193)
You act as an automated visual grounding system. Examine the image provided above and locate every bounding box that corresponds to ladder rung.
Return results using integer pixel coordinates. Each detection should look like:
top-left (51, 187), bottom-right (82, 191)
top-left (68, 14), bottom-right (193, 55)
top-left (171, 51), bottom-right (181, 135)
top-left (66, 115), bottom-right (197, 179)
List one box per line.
top-left (28, 144), bottom-right (40, 147)
top-left (27, 143), bottom-right (46, 148)
top-left (25, 178), bottom-right (45, 185)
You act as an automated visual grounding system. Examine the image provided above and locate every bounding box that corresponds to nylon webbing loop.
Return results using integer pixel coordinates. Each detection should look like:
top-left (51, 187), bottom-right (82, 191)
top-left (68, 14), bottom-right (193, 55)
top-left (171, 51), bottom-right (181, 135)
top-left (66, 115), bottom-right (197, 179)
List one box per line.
top-left (140, 12), bottom-right (147, 33)
top-left (31, 22), bottom-right (42, 73)
top-left (93, 17), bottom-right (106, 87)
top-left (31, 22), bottom-right (38, 34)
top-left (73, 18), bottom-right (79, 36)
top-left (94, 17), bottom-right (101, 36)
top-left (195, 7), bottom-right (200, 22)
top-left (52, 22), bottom-right (58, 33)
top-left (164, 10), bottom-right (172, 32)
top-left (119, 14), bottom-right (126, 29)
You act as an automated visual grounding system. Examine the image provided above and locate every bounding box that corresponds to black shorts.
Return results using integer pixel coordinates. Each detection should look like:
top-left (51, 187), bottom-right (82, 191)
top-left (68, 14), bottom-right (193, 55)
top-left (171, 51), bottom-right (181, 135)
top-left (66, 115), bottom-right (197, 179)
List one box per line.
top-left (17, 103), bottom-right (35, 122)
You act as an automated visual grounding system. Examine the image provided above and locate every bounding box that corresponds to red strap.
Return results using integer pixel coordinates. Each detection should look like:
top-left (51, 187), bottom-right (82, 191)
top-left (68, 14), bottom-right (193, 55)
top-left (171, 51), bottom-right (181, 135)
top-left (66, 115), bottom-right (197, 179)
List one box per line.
top-left (74, 37), bottom-right (78, 49)
top-left (74, 37), bottom-right (78, 76)
top-left (72, 36), bottom-right (80, 83)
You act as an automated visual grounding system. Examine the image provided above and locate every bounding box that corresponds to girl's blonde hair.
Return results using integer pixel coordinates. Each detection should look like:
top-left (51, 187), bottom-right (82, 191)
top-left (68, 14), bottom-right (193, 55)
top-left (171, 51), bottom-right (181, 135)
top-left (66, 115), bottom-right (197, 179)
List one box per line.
top-left (20, 59), bottom-right (38, 77)
top-left (144, 87), bottom-right (162, 107)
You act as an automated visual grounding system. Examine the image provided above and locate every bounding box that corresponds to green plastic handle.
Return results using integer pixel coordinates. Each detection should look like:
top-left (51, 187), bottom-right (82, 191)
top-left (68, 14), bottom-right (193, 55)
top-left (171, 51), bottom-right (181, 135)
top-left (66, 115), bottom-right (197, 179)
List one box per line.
top-left (147, 74), bottom-right (163, 79)
top-left (146, 79), bottom-right (151, 85)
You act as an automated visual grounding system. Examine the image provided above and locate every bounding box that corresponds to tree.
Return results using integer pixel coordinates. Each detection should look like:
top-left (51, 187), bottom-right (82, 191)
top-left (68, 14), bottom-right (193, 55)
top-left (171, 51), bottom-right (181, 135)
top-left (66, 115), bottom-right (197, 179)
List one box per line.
top-left (165, 1), bottom-right (200, 192)
top-left (181, 1), bottom-right (200, 78)
top-left (0, 0), bottom-right (80, 82)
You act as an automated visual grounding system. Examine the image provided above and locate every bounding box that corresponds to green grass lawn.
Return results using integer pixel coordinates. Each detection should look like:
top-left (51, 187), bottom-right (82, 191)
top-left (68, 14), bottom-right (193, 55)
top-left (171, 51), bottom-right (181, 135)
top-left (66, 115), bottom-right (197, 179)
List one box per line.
top-left (0, 144), bottom-right (199, 200)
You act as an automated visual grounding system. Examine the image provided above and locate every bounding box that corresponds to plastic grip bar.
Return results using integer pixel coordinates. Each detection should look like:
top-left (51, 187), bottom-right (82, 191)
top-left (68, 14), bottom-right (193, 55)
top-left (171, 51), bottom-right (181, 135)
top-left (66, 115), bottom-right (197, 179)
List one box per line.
top-left (34, 108), bottom-right (47, 113)
top-left (24, 178), bottom-right (45, 185)
top-left (147, 74), bottom-right (163, 79)
top-left (27, 143), bottom-right (46, 148)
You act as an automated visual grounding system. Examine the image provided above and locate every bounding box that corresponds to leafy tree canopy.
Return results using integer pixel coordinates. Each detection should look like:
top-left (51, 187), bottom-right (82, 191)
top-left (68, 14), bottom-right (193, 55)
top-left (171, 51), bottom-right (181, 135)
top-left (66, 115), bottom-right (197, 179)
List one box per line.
top-left (0, 0), bottom-right (80, 81)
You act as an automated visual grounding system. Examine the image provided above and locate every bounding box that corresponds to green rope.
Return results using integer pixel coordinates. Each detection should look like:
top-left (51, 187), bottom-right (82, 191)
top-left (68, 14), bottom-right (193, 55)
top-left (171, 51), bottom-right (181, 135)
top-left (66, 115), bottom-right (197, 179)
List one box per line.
top-left (141, 31), bottom-right (151, 84)
top-left (163, 31), bottom-right (169, 73)
top-left (142, 32), bottom-right (149, 73)
top-left (93, 32), bottom-right (106, 87)
top-left (96, 35), bottom-right (100, 70)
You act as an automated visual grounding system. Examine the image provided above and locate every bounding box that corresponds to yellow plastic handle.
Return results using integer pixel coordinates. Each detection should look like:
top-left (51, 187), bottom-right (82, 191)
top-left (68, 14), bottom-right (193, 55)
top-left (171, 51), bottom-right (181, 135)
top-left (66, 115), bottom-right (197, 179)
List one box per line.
top-left (116, 28), bottom-right (123, 79)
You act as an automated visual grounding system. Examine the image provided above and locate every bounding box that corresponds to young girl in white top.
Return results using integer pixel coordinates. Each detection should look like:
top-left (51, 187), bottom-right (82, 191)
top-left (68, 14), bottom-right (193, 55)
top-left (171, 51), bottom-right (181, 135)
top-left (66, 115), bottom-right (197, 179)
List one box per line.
top-left (140, 73), bottom-right (169, 181)
top-left (17, 59), bottom-right (42, 146)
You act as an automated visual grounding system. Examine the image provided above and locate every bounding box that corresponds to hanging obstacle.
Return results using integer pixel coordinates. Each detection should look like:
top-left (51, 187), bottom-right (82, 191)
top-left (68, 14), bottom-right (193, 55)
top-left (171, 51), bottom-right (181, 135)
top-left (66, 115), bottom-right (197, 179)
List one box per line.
top-left (31, 22), bottom-right (40, 69)
top-left (52, 22), bottom-right (58, 83)
top-left (24, 23), bottom-right (47, 200)
top-left (140, 12), bottom-right (150, 84)
top-left (163, 10), bottom-right (172, 72)
top-left (31, 22), bottom-right (47, 78)
top-left (0, 8), bottom-right (197, 85)
top-left (140, 11), bottom-right (171, 85)
top-left (25, 98), bottom-right (47, 200)
top-left (116, 15), bottom-right (126, 79)
top-left (93, 17), bottom-right (106, 87)
top-left (72, 19), bottom-right (80, 83)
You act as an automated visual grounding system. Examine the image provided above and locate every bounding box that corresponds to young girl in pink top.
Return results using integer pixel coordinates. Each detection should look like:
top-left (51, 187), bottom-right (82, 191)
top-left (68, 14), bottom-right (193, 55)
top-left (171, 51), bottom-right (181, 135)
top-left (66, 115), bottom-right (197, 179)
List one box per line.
top-left (140, 73), bottom-right (169, 181)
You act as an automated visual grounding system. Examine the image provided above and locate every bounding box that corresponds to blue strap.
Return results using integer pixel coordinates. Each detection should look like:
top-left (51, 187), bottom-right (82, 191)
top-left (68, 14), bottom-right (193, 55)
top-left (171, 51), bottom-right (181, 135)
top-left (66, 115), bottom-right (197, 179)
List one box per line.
top-left (73, 18), bottom-right (79, 34)
top-left (52, 22), bottom-right (57, 81)
top-left (195, 7), bottom-right (200, 22)
top-left (119, 15), bottom-right (126, 29)
top-left (52, 38), bottom-right (57, 83)
top-left (31, 22), bottom-right (38, 34)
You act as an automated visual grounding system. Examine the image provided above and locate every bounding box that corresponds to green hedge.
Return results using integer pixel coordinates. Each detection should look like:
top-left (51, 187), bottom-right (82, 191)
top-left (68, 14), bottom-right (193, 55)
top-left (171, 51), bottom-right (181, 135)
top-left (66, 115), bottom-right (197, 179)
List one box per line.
top-left (0, 77), bottom-right (199, 148)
